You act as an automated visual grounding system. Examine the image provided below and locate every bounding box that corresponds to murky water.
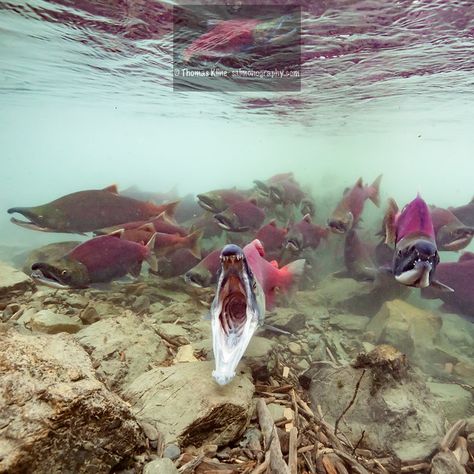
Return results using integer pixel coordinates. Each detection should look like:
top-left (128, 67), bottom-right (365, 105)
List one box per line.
top-left (1, 1), bottom-right (474, 472)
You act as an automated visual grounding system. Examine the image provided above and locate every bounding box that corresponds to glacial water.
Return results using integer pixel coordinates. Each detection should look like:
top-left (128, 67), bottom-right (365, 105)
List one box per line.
top-left (1, 0), bottom-right (474, 473)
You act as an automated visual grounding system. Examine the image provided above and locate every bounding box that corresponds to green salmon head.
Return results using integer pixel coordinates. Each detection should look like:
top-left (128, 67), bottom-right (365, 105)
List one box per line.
top-left (30, 258), bottom-right (90, 289)
top-left (8, 205), bottom-right (65, 232)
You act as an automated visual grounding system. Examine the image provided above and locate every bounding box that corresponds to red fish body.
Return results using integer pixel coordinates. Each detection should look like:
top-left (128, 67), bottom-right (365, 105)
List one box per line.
top-left (421, 252), bottom-right (474, 318)
top-left (214, 200), bottom-right (265, 232)
top-left (450, 197), bottom-right (474, 226)
top-left (185, 249), bottom-right (221, 287)
top-left (8, 185), bottom-right (177, 233)
top-left (31, 234), bottom-right (157, 288)
top-left (395, 195), bottom-right (436, 242)
top-left (430, 206), bottom-right (474, 251)
top-left (285, 215), bottom-right (329, 252)
top-left (243, 239), bottom-right (305, 309)
top-left (328, 176), bottom-right (381, 233)
top-left (255, 220), bottom-right (287, 255)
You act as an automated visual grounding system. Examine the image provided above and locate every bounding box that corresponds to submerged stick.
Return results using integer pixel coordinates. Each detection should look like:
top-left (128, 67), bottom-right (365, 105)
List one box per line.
top-left (334, 370), bottom-right (366, 435)
top-left (256, 398), bottom-right (290, 474)
top-left (288, 427), bottom-right (298, 474)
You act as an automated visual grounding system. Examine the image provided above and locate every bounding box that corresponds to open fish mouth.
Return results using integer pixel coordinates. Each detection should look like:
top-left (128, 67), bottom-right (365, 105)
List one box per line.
top-left (327, 219), bottom-right (348, 234)
top-left (285, 238), bottom-right (301, 252)
top-left (197, 195), bottom-right (219, 213)
top-left (394, 240), bottom-right (438, 288)
top-left (8, 210), bottom-right (51, 232)
top-left (184, 270), bottom-right (209, 288)
top-left (210, 244), bottom-right (264, 385)
top-left (30, 264), bottom-right (70, 289)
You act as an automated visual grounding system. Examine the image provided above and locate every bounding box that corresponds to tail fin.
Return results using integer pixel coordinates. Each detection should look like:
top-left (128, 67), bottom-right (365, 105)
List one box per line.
top-left (145, 233), bottom-right (158, 272)
top-left (186, 230), bottom-right (203, 259)
top-left (369, 174), bottom-right (383, 207)
top-left (280, 258), bottom-right (305, 291)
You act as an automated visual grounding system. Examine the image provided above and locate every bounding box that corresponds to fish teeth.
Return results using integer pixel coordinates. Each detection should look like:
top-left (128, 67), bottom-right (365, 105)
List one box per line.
top-left (220, 254), bottom-right (243, 262)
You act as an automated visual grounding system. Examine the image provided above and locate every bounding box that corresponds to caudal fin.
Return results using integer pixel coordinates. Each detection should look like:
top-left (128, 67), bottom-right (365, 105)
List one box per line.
top-left (369, 174), bottom-right (383, 207)
top-left (280, 258), bottom-right (306, 291)
top-left (186, 230), bottom-right (203, 259)
top-left (383, 198), bottom-right (399, 245)
top-left (145, 233), bottom-right (158, 272)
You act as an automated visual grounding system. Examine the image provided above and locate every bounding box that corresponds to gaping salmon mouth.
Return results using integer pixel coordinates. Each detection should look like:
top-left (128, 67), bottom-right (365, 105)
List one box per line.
top-left (327, 219), bottom-right (348, 234)
top-left (285, 238), bottom-right (301, 252)
top-left (211, 245), bottom-right (263, 386)
top-left (30, 263), bottom-right (69, 289)
top-left (197, 195), bottom-right (220, 213)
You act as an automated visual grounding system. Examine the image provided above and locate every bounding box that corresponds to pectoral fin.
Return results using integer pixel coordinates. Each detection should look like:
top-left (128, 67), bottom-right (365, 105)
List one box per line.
top-left (430, 279), bottom-right (454, 292)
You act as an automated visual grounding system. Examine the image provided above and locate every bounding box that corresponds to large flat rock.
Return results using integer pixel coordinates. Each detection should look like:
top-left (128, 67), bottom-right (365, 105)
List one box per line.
top-left (124, 361), bottom-right (254, 448)
top-left (75, 315), bottom-right (168, 391)
top-left (0, 328), bottom-right (144, 473)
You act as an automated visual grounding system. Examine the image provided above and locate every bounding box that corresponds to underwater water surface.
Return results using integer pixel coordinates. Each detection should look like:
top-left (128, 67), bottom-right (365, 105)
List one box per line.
top-left (1, 0), bottom-right (474, 473)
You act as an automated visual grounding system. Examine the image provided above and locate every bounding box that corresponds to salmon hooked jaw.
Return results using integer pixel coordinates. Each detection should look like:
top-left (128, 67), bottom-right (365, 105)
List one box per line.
top-left (210, 244), bottom-right (265, 386)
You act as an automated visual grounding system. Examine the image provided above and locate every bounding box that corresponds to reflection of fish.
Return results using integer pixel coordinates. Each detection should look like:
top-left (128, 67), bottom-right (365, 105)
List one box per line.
top-left (421, 252), bottom-right (474, 317)
top-left (210, 239), bottom-right (304, 385)
top-left (214, 200), bottom-right (265, 232)
top-left (285, 214), bottom-right (328, 252)
top-left (328, 176), bottom-right (381, 233)
top-left (430, 206), bottom-right (474, 251)
top-left (8, 185), bottom-right (177, 234)
top-left (384, 195), bottom-right (452, 290)
top-left (30, 233), bottom-right (157, 289)
top-left (185, 249), bottom-right (221, 288)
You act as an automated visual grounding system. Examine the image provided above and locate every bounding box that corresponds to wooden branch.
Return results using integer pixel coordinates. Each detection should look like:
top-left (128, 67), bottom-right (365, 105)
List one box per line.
top-left (334, 370), bottom-right (366, 435)
top-left (288, 427), bottom-right (298, 474)
top-left (256, 398), bottom-right (291, 474)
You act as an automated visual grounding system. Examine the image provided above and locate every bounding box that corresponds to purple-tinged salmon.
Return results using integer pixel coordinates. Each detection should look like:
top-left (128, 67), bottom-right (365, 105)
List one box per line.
top-left (430, 206), bottom-right (474, 251)
top-left (328, 175), bottom-right (382, 233)
top-left (285, 214), bottom-right (329, 252)
top-left (30, 232), bottom-right (157, 289)
top-left (421, 252), bottom-right (474, 318)
top-left (450, 196), bottom-right (474, 227)
top-left (214, 199), bottom-right (265, 232)
top-left (383, 195), bottom-right (452, 290)
top-left (8, 185), bottom-right (178, 234)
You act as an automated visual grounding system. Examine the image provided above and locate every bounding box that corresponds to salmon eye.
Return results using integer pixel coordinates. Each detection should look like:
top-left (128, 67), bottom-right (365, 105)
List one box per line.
top-left (61, 270), bottom-right (68, 276)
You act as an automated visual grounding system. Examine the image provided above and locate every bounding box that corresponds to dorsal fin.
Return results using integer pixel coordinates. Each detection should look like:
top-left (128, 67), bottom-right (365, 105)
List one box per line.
top-left (103, 184), bottom-right (118, 194)
top-left (253, 239), bottom-right (265, 257)
top-left (355, 177), bottom-right (363, 188)
top-left (459, 252), bottom-right (474, 262)
top-left (268, 219), bottom-right (277, 227)
top-left (108, 228), bottom-right (124, 238)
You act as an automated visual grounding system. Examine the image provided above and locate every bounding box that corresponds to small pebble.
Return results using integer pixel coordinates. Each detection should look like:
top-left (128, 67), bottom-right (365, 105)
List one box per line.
top-left (163, 443), bottom-right (180, 460)
top-left (288, 342), bottom-right (302, 356)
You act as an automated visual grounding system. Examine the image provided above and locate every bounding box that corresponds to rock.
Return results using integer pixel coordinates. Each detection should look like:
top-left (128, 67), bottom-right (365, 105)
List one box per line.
top-left (163, 444), bottom-right (181, 460)
top-left (366, 299), bottom-right (443, 371)
top-left (266, 308), bottom-right (307, 332)
top-left (0, 262), bottom-right (34, 298)
top-left (174, 344), bottom-right (198, 363)
top-left (75, 316), bottom-right (168, 391)
top-left (427, 382), bottom-right (473, 423)
top-left (143, 458), bottom-right (178, 474)
top-left (246, 336), bottom-right (275, 358)
top-left (124, 361), bottom-right (254, 447)
top-left (431, 451), bottom-right (466, 474)
top-left (330, 313), bottom-right (370, 332)
top-left (453, 361), bottom-right (474, 385)
top-left (156, 322), bottom-right (189, 339)
top-left (78, 306), bottom-right (100, 325)
top-left (439, 313), bottom-right (474, 350)
top-left (65, 294), bottom-right (89, 309)
top-left (0, 329), bottom-right (144, 473)
top-left (309, 345), bottom-right (446, 461)
top-left (310, 275), bottom-right (408, 317)
top-left (152, 302), bottom-right (196, 323)
top-left (30, 309), bottom-right (83, 334)
top-left (288, 342), bottom-right (302, 355)
top-left (267, 403), bottom-right (285, 422)
top-left (131, 295), bottom-right (150, 313)
top-left (297, 359), bottom-right (310, 371)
